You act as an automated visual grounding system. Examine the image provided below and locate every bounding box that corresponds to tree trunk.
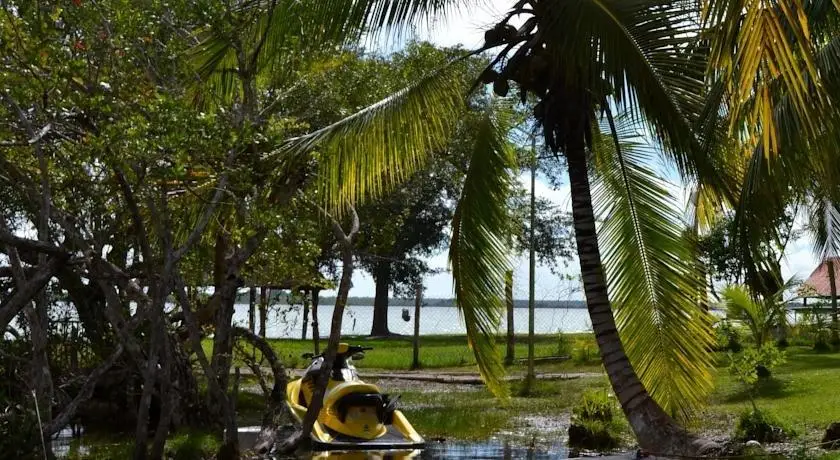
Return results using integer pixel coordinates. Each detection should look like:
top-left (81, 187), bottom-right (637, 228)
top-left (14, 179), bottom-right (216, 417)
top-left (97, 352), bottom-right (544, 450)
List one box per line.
top-left (278, 207), bottom-right (358, 453)
top-left (504, 270), bottom-right (514, 366)
top-left (526, 149), bottom-right (536, 389)
top-left (565, 141), bottom-right (709, 455)
top-left (134, 284), bottom-right (163, 460)
top-left (259, 287), bottom-right (268, 339)
top-left (150, 335), bottom-right (175, 460)
top-left (249, 286), bottom-right (256, 334)
top-left (370, 262), bottom-right (391, 336)
top-left (26, 300), bottom-right (53, 455)
top-left (301, 291), bottom-right (310, 340)
top-left (312, 289), bottom-right (320, 354)
top-left (829, 260), bottom-right (840, 345)
top-left (233, 326), bottom-right (297, 455)
top-left (412, 281), bottom-right (422, 370)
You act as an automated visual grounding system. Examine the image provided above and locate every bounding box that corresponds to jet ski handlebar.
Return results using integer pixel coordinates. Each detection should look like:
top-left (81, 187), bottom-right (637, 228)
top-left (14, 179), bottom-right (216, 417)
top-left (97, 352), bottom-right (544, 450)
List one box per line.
top-left (301, 345), bottom-right (373, 360)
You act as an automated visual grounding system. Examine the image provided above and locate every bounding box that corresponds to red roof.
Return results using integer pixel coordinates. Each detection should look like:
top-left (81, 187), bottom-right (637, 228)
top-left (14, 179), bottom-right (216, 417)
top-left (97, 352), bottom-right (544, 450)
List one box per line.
top-left (801, 257), bottom-right (840, 297)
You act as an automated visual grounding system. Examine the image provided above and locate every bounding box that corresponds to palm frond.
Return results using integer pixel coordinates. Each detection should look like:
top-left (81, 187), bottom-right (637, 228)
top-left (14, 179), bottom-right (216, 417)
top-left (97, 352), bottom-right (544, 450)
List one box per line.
top-left (541, 0), bottom-right (708, 172)
top-left (448, 111), bottom-right (516, 399)
top-left (279, 59), bottom-right (469, 210)
top-left (721, 284), bottom-right (768, 345)
top-left (703, 0), bottom-right (825, 157)
top-left (721, 279), bottom-right (794, 345)
top-left (190, 0), bottom-right (472, 102)
top-left (591, 114), bottom-right (715, 420)
top-left (810, 198), bottom-right (840, 259)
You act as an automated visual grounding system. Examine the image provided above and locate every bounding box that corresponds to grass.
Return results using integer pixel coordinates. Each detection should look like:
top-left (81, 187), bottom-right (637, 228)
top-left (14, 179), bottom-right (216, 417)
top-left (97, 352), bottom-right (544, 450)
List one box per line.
top-left (385, 376), bottom-right (617, 441)
top-left (66, 343), bottom-right (840, 457)
top-left (697, 346), bottom-right (840, 444)
top-left (206, 332), bottom-right (600, 371)
top-left (388, 346), bottom-right (840, 449)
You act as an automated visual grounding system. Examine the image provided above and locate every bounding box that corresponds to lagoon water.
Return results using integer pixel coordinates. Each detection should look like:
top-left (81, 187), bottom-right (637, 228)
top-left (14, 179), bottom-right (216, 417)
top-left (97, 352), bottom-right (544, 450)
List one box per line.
top-left (232, 304), bottom-right (592, 338)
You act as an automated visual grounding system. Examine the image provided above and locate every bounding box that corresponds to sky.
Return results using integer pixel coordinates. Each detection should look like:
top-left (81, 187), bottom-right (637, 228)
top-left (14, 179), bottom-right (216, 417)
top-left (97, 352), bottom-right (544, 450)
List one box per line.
top-left (323, 2), bottom-right (821, 301)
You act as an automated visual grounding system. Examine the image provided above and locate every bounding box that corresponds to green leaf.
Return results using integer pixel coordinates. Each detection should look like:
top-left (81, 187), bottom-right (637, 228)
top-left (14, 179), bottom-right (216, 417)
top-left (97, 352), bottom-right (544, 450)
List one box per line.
top-left (279, 59), bottom-right (469, 210)
top-left (592, 114), bottom-right (715, 420)
top-left (448, 111), bottom-right (516, 399)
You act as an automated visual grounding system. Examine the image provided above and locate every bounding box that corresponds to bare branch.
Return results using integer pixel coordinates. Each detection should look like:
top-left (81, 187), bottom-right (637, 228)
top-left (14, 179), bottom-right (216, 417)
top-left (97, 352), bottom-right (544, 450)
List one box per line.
top-left (232, 326), bottom-right (287, 400)
top-left (0, 215), bottom-right (27, 289)
top-left (0, 123), bottom-right (51, 147)
top-left (348, 205), bottom-right (360, 240)
top-left (0, 255), bottom-right (67, 331)
top-left (172, 149), bottom-right (236, 261)
top-left (88, 255), bottom-right (151, 306)
top-left (114, 167), bottom-right (153, 265)
top-left (0, 228), bottom-right (67, 256)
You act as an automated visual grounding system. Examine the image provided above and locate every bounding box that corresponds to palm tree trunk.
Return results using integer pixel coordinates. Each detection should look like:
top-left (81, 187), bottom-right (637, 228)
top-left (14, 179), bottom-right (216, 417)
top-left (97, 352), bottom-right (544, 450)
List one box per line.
top-left (565, 142), bottom-right (708, 455)
top-left (828, 260), bottom-right (839, 345)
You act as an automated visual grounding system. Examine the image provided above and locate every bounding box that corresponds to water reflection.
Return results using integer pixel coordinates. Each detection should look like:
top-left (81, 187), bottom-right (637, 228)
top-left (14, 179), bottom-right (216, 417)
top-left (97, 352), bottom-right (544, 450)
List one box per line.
top-left (293, 440), bottom-right (570, 459)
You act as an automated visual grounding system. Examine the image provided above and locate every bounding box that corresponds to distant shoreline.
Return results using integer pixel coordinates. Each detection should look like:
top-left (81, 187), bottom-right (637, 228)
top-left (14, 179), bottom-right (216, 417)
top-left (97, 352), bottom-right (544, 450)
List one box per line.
top-left (233, 292), bottom-right (587, 309)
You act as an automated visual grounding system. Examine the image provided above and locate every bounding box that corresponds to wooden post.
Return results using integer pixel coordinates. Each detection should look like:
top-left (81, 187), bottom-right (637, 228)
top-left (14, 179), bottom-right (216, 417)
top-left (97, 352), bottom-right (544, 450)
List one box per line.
top-left (312, 288), bottom-right (320, 354)
top-left (412, 281), bottom-right (422, 370)
top-left (526, 137), bottom-right (536, 391)
top-left (248, 286), bottom-right (256, 334)
top-left (259, 287), bottom-right (267, 339)
top-left (504, 270), bottom-right (514, 366)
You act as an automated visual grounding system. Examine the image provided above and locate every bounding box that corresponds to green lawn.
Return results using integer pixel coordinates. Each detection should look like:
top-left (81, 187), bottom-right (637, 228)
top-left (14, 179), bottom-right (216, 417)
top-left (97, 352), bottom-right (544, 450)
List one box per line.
top-left (385, 346), bottom-right (840, 451)
top-left (208, 332), bottom-right (600, 371)
top-left (209, 335), bottom-right (840, 455)
top-left (697, 347), bottom-right (840, 443)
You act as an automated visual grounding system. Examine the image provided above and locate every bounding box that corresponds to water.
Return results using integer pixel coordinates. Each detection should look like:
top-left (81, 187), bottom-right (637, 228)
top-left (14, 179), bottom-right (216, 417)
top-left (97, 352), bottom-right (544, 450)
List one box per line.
top-left (234, 304), bottom-right (592, 339)
top-left (54, 428), bottom-right (630, 459)
top-left (298, 440), bottom-right (571, 459)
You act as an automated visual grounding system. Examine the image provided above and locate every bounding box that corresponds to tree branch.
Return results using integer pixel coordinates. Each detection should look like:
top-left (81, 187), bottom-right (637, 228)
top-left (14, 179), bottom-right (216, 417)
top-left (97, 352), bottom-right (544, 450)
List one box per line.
top-left (114, 167), bottom-right (153, 266)
top-left (0, 227), bottom-right (67, 256)
top-left (0, 123), bottom-right (50, 146)
top-left (172, 149), bottom-right (236, 262)
top-left (0, 254), bottom-right (67, 331)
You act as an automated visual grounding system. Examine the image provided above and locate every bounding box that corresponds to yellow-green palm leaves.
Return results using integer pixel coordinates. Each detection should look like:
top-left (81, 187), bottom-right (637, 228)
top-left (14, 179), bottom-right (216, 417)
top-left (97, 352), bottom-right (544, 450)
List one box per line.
top-left (703, 0), bottom-right (826, 157)
top-left (449, 112), bottom-right (516, 399)
top-left (592, 117), bottom-right (715, 420)
top-left (721, 282), bottom-right (792, 346)
top-left (281, 63), bottom-right (468, 210)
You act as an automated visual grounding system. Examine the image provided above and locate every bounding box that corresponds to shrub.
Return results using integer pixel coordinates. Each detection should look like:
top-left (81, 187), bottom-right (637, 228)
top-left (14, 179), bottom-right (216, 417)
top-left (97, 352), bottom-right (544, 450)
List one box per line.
top-left (568, 390), bottom-right (622, 450)
top-left (571, 340), bottom-right (599, 365)
top-left (0, 404), bottom-right (40, 459)
top-left (557, 333), bottom-right (573, 357)
top-left (728, 344), bottom-right (786, 386)
top-left (568, 419), bottom-right (621, 450)
top-left (735, 408), bottom-right (791, 443)
top-left (165, 431), bottom-right (221, 460)
top-left (572, 389), bottom-right (614, 422)
top-left (715, 320), bottom-right (743, 353)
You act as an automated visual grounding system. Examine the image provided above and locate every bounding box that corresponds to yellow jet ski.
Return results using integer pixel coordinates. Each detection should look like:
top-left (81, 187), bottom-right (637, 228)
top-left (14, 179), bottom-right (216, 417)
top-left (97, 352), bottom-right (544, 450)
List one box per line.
top-left (286, 343), bottom-right (425, 451)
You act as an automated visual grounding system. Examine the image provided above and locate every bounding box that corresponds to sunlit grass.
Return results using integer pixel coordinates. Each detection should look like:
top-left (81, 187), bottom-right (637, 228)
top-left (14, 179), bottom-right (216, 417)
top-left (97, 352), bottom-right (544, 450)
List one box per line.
top-left (203, 333), bottom-right (599, 371)
top-left (695, 347), bottom-right (840, 444)
top-left (391, 375), bottom-right (616, 440)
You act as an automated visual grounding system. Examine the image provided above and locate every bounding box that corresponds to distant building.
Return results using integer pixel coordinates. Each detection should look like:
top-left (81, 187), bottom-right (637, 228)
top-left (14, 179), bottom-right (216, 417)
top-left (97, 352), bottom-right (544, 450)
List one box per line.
top-left (793, 257), bottom-right (840, 317)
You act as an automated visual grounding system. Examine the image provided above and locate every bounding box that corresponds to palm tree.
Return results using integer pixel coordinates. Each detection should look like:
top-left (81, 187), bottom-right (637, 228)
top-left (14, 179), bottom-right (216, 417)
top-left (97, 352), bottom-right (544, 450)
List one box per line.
top-left (193, 0), bottom-right (719, 454)
top-left (721, 282), bottom-right (793, 347)
top-left (192, 0), bottom-right (834, 454)
top-left (807, 199), bottom-right (840, 345)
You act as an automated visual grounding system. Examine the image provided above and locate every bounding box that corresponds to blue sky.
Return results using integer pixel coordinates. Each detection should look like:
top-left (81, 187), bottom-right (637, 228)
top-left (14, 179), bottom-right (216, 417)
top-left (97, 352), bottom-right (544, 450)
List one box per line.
top-left (324, 1), bottom-right (820, 300)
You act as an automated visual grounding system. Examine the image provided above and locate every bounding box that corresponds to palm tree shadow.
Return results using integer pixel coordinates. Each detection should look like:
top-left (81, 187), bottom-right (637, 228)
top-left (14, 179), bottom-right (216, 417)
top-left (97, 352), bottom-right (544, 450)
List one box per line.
top-left (723, 377), bottom-right (792, 404)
